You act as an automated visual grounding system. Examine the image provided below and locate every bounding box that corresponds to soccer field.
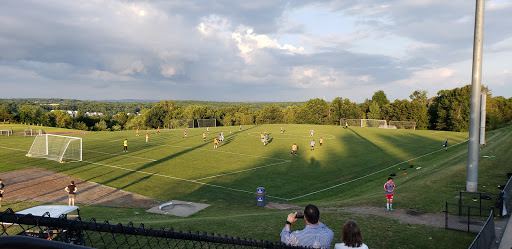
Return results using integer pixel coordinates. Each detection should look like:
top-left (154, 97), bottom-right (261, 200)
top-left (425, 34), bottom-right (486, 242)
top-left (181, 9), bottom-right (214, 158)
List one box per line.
top-left (0, 124), bottom-right (468, 204)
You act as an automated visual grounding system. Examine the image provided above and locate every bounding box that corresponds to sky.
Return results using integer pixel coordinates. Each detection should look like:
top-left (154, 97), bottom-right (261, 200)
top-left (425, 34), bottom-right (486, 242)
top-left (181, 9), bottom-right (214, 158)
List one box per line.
top-left (1, 0), bottom-right (511, 103)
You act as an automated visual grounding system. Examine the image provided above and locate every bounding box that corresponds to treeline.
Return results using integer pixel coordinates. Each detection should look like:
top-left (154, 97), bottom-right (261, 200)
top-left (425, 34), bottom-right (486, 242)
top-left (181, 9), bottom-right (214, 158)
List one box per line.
top-left (1, 85), bottom-right (511, 132)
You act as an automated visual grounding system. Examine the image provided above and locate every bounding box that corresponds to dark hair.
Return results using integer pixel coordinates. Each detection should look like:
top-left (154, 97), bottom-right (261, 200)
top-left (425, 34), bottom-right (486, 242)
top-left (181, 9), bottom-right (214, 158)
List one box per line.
top-left (342, 220), bottom-right (363, 247)
top-left (71, 181), bottom-right (74, 184)
top-left (388, 177), bottom-right (393, 180)
top-left (304, 204), bottom-right (320, 224)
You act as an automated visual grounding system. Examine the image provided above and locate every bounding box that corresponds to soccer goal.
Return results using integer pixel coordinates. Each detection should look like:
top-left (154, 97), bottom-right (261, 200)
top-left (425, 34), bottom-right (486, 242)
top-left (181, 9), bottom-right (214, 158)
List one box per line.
top-left (340, 118), bottom-right (387, 128)
top-left (0, 129), bottom-right (12, 136)
top-left (197, 118), bottom-right (217, 128)
top-left (389, 121), bottom-right (416, 130)
top-left (170, 119), bottom-right (195, 129)
top-left (27, 134), bottom-right (82, 163)
top-left (24, 129), bottom-right (37, 136)
top-left (362, 119), bottom-right (387, 128)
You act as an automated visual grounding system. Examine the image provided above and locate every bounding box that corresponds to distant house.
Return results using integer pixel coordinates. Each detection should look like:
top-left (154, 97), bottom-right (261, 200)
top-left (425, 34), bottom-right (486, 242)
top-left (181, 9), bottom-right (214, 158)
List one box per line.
top-left (85, 112), bottom-right (103, 117)
top-left (66, 110), bottom-right (78, 117)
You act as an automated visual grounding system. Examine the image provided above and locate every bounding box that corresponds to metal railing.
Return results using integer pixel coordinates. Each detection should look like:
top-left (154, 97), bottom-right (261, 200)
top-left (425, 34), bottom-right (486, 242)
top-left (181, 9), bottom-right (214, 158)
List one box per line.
top-left (0, 208), bottom-right (308, 249)
top-left (500, 176), bottom-right (512, 216)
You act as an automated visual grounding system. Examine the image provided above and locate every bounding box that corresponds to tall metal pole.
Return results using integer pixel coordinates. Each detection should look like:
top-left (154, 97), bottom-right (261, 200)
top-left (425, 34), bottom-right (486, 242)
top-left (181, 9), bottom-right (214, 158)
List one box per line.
top-left (466, 0), bottom-right (485, 192)
top-left (480, 93), bottom-right (487, 145)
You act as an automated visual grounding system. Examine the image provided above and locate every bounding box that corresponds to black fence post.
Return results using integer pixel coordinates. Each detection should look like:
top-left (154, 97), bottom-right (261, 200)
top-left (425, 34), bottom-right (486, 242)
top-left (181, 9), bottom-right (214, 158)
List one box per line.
top-left (445, 202), bottom-right (448, 229)
top-left (459, 191), bottom-right (462, 216)
top-left (467, 206), bottom-right (471, 233)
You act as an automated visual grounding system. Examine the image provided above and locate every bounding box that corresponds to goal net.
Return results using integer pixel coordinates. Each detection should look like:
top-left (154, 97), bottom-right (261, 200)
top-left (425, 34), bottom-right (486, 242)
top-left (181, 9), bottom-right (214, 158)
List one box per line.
top-left (340, 119), bottom-right (387, 128)
top-left (27, 134), bottom-right (82, 162)
top-left (170, 119), bottom-right (195, 129)
top-left (0, 130), bottom-right (12, 136)
top-left (197, 118), bottom-right (217, 128)
top-left (389, 121), bottom-right (416, 130)
top-left (362, 119), bottom-right (387, 128)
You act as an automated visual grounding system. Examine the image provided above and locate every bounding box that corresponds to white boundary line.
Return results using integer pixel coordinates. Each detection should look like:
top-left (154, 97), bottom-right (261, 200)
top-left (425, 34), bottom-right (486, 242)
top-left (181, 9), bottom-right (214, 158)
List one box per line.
top-left (283, 139), bottom-right (468, 201)
top-left (0, 146), bottom-right (27, 152)
top-left (84, 149), bottom-right (156, 162)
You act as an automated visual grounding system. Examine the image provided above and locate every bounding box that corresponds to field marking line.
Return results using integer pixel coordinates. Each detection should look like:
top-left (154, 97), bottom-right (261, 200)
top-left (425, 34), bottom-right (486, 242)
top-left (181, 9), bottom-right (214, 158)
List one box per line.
top-left (80, 160), bottom-right (288, 200)
top-left (0, 146), bottom-right (27, 152)
top-left (84, 149), bottom-right (156, 162)
top-left (193, 160), bottom-right (290, 181)
top-left (284, 139), bottom-right (468, 201)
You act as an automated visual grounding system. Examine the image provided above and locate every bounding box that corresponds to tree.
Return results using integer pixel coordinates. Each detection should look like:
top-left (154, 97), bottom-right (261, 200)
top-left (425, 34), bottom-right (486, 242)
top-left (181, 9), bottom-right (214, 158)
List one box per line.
top-left (0, 105), bottom-right (13, 122)
top-left (18, 104), bottom-right (36, 124)
top-left (53, 110), bottom-right (73, 128)
top-left (256, 106), bottom-right (283, 124)
top-left (296, 98), bottom-right (328, 124)
top-left (371, 90), bottom-right (390, 107)
top-left (283, 105), bottom-right (299, 124)
top-left (113, 112), bottom-right (129, 129)
top-left (367, 102), bottom-right (381, 119)
top-left (409, 90), bottom-right (428, 105)
top-left (94, 120), bottom-right (109, 131)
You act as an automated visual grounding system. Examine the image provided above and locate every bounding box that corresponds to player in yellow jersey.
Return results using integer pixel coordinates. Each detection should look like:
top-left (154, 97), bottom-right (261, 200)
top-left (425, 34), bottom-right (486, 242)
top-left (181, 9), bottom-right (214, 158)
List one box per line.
top-left (291, 143), bottom-right (298, 156)
top-left (203, 132), bottom-right (206, 142)
top-left (319, 137), bottom-right (323, 146)
top-left (157, 126), bottom-right (160, 134)
top-left (136, 128), bottom-right (139, 136)
top-left (214, 137), bottom-right (218, 149)
top-left (260, 133), bottom-right (264, 143)
top-left (123, 138), bottom-right (128, 152)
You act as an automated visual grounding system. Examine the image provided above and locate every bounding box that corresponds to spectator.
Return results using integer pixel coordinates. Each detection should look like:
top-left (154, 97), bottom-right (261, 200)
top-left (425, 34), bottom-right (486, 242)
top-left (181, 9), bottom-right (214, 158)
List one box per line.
top-left (334, 220), bottom-right (369, 249)
top-left (0, 179), bottom-right (4, 207)
top-left (281, 204), bottom-right (334, 249)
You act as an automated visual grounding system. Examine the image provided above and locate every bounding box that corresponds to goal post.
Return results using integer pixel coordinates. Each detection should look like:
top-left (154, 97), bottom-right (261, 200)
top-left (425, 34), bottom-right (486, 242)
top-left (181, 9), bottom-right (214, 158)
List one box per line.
top-left (27, 134), bottom-right (82, 162)
top-left (389, 121), bottom-right (416, 130)
top-left (340, 119), bottom-right (362, 127)
top-left (197, 118), bottom-right (217, 128)
top-left (170, 119), bottom-right (195, 129)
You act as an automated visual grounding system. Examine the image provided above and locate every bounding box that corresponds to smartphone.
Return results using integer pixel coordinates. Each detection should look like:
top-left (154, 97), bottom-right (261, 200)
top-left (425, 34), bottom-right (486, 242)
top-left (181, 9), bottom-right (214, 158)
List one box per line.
top-left (295, 213), bottom-right (304, 218)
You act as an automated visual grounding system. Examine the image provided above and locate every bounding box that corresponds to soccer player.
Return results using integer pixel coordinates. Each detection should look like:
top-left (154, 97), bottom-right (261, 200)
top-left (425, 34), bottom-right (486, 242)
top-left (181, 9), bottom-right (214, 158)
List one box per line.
top-left (444, 139), bottom-right (448, 151)
top-left (65, 181), bottom-right (77, 206)
top-left (214, 137), bottom-right (218, 149)
top-left (384, 177), bottom-right (395, 211)
top-left (0, 179), bottom-right (4, 207)
top-left (311, 139), bottom-right (315, 151)
top-left (123, 138), bottom-right (128, 152)
top-left (184, 129), bottom-right (187, 138)
top-left (146, 131), bottom-right (149, 143)
top-left (136, 128), bottom-right (140, 136)
top-left (319, 137), bottom-right (323, 146)
top-left (345, 122), bottom-right (348, 129)
top-left (207, 127), bottom-right (209, 134)
top-left (239, 124), bottom-right (242, 131)
top-left (281, 126), bottom-right (283, 133)
top-left (310, 129), bottom-right (314, 137)
top-left (260, 133), bottom-right (265, 144)
top-left (264, 129), bottom-right (267, 135)
top-left (203, 132), bottom-right (206, 142)
top-left (157, 126), bottom-right (160, 134)
top-left (291, 143), bottom-right (298, 156)
top-left (263, 135), bottom-right (268, 146)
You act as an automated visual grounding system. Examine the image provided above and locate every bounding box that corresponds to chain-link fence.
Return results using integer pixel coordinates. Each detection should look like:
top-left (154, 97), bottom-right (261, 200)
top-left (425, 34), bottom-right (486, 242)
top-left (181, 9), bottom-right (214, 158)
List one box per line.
top-left (0, 208), bottom-right (308, 249)
top-left (467, 209), bottom-right (495, 249)
top-left (445, 203), bottom-right (492, 233)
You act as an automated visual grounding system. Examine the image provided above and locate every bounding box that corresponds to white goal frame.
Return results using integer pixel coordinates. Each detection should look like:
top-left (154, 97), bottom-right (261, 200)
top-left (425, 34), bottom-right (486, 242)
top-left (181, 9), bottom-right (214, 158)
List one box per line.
top-left (196, 118), bottom-right (217, 128)
top-left (0, 129), bottom-right (12, 136)
top-left (389, 121), bottom-right (416, 130)
top-left (170, 119), bottom-right (195, 129)
top-left (27, 134), bottom-right (82, 162)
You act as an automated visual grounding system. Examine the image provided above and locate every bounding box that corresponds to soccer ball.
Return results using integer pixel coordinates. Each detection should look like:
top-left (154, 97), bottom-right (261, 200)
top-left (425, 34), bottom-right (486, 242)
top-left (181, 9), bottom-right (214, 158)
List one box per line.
top-left (230, 131), bottom-right (231, 133)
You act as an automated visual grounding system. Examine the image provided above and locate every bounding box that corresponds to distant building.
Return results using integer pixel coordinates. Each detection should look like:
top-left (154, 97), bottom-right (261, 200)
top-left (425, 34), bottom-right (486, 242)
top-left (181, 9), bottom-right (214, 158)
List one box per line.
top-left (85, 112), bottom-right (103, 117)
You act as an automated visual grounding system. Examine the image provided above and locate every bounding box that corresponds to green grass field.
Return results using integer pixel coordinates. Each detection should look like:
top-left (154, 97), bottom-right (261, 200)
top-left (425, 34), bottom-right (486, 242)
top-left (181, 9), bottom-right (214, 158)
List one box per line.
top-left (1, 123), bottom-right (511, 249)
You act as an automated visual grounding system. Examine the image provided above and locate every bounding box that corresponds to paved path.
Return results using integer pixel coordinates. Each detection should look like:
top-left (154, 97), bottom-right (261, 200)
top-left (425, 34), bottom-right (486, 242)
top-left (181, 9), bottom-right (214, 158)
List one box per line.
top-left (0, 168), bottom-right (162, 208)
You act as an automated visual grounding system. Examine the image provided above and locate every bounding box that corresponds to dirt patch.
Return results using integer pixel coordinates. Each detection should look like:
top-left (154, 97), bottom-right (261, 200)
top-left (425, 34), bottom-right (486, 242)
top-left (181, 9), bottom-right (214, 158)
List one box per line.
top-left (264, 202), bottom-right (302, 210)
top-left (0, 168), bottom-right (162, 208)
